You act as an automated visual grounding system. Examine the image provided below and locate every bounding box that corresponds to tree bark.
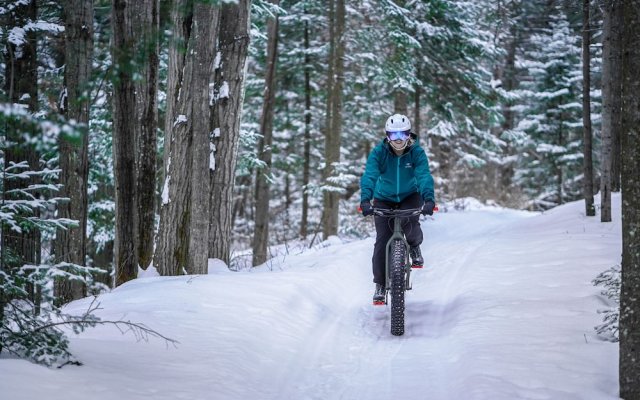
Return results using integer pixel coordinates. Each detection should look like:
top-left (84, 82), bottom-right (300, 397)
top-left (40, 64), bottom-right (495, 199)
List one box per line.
top-left (55, 0), bottom-right (93, 303)
top-left (209, 0), bottom-right (251, 266)
top-left (601, 0), bottom-right (622, 223)
top-left (112, 0), bottom-right (139, 285)
top-left (322, 0), bottom-right (345, 239)
top-left (252, 0), bottom-right (280, 266)
top-left (134, 0), bottom-right (159, 271)
top-left (581, 0), bottom-right (595, 217)
top-left (619, 1), bottom-right (640, 397)
top-left (155, 0), bottom-right (219, 275)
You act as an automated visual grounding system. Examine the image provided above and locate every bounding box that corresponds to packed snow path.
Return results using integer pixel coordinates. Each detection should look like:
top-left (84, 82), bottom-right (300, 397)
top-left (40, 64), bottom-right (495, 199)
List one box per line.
top-left (0, 198), bottom-right (619, 400)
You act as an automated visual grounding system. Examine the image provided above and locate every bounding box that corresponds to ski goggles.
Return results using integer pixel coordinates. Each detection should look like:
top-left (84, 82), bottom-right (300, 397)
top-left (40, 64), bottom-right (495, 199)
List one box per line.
top-left (386, 130), bottom-right (410, 141)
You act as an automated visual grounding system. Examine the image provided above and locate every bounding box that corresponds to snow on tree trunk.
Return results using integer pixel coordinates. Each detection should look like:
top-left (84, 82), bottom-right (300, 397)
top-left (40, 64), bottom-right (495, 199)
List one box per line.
top-left (252, 0), bottom-right (280, 267)
top-left (54, 0), bottom-right (93, 302)
top-left (581, 0), bottom-right (595, 217)
top-left (619, 1), bottom-right (640, 396)
top-left (209, 0), bottom-right (251, 266)
top-left (155, 1), bottom-right (219, 276)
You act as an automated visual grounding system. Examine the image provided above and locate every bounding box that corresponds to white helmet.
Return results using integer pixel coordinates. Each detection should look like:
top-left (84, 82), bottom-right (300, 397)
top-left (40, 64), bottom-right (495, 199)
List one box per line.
top-left (385, 114), bottom-right (411, 132)
top-left (385, 114), bottom-right (411, 151)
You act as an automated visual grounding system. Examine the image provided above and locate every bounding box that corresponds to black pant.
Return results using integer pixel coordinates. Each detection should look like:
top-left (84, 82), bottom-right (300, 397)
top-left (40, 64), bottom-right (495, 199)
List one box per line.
top-left (371, 192), bottom-right (423, 285)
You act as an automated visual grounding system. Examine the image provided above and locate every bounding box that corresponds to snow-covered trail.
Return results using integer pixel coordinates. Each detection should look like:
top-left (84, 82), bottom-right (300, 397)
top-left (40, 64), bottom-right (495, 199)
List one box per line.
top-left (0, 198), bottom-right (620, 400)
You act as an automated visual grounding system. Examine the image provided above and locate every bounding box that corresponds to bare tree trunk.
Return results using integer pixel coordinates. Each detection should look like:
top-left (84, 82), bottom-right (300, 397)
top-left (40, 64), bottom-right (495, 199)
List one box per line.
top-left (112, 0), bottom-right (139, 285)
top-left (135, 0), bottom-right (159, 271)
top-left (209, 0), bottom-right (251, 266)
top-left (252, 0), bottom-right (280, 266)
top-left (581, 0), bottom-right (595, 217)
top-left (300, 17), bottom-right (311, 239)
top-left (619, 1), bottom-right (640, 396)
top-left (156, 0), bottom-right (219, 275)
top-left (322, 0), bottom-right (345, 239)
top-left (600, 0), bottom-right (622, 223)
top-left (55, 0), bottom-right (93, 302)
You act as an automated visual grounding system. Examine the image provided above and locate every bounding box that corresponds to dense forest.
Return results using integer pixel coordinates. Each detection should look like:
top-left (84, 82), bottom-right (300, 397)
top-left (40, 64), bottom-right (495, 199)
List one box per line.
top-left (0, 0), bottom-right (639, 396)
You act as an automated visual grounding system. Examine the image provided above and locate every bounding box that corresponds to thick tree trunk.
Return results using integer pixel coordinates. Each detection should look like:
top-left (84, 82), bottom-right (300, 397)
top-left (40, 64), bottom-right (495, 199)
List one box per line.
top-left (55, 0), bottom-right (93, 303)
top-left (619, 2), bottom-right (640, 397)
top-left (300, 18), bottom-right (311, 240)
top-left (581, 0), bottom-right (595, 217)
top-left (186, 3), bottom-right (218, 275)
top-left (601, 0), bottom-right (622, 223)
top-left (209, 0), bottom-right (251, 266)
top-left (134, 0), bottom-right (159, 271)
top-left (322, 0), bottom-right (345, 239)
top-left (252, 0), bottom-right (280, 266)
top-left (112, 0), bottom-right (139, 285)
top-left (155, 1), bottom-right (219, 275)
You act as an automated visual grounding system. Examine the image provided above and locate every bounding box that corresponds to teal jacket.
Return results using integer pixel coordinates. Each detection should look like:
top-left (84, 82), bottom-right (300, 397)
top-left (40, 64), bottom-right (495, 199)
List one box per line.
top-left (360, 136), bottom-right (435, 204)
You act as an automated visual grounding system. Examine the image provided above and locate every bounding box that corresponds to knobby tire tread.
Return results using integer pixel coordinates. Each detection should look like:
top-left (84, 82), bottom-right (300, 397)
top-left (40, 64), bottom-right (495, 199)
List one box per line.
top-left (390, 239), bottom-right (406, 336)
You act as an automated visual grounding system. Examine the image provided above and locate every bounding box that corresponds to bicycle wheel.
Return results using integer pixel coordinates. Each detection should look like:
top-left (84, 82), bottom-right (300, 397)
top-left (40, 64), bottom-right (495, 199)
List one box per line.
top-left (389, 238), bottom-right (406, 336)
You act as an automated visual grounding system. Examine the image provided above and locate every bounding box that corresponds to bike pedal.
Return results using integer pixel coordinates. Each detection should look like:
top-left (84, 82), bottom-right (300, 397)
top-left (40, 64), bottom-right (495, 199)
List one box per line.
top-left (411, 264), bottom-right (423, 269)
top-left (373, 300), bottom-right (386, 306)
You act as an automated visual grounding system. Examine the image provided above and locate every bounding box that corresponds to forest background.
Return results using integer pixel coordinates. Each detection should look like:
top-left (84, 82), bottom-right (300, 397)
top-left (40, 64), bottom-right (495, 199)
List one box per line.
top-left (1, 0), bottom-right (639, 396)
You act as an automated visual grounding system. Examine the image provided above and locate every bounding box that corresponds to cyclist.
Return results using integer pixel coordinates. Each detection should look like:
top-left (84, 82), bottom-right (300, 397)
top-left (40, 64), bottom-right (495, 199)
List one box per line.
top-left (360, 113), bottom-right (435, 304)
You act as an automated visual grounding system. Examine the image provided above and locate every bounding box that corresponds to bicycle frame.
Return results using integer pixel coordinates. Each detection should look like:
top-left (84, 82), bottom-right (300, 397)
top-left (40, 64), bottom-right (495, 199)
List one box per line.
top-left (373, 208), bottom-right (422, 295)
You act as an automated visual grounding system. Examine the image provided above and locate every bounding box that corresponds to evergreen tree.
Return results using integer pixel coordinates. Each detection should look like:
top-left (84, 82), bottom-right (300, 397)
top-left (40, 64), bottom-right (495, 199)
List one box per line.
top-left (513, 6), bottom-right (584, 209)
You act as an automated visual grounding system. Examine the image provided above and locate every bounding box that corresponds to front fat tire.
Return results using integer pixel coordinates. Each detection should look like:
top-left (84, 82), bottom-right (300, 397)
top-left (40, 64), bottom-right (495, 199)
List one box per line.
top-left (390, 239), bottom-right (406, 336)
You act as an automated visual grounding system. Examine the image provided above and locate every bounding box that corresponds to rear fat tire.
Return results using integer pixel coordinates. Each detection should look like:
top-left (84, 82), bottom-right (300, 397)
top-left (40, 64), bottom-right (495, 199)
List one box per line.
top-left (390, 239), bottom-right (406, 336)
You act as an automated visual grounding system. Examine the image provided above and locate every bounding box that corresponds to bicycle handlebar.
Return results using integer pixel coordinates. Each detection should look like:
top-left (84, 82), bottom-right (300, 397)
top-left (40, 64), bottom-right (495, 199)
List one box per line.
top-left (372, 208), bottom-right (423, 218)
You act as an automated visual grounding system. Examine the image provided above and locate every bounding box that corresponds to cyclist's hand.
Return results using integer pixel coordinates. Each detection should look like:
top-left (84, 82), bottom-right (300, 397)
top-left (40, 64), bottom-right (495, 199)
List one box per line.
top-left (422, 200), bottom-right (435, 216)
top-left (360, 201), bottom-right (374, 217)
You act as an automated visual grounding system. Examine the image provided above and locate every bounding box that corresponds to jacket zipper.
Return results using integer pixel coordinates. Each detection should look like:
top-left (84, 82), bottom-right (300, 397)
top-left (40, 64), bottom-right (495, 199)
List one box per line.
top-left (396, 156), bottom-right (400, 202)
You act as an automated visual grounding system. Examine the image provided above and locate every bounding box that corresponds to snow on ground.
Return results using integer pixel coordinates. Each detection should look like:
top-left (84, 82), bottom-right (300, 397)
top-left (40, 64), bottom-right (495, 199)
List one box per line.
top-left (0, 195), bottom-right (620, 400)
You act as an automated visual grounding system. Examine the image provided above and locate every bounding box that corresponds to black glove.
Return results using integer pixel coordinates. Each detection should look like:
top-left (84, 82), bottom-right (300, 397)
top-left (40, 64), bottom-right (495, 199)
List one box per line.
top-left (422, 200), bottom-right (435, 216)
top-left (361, 201), bottom-right (373, 217)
